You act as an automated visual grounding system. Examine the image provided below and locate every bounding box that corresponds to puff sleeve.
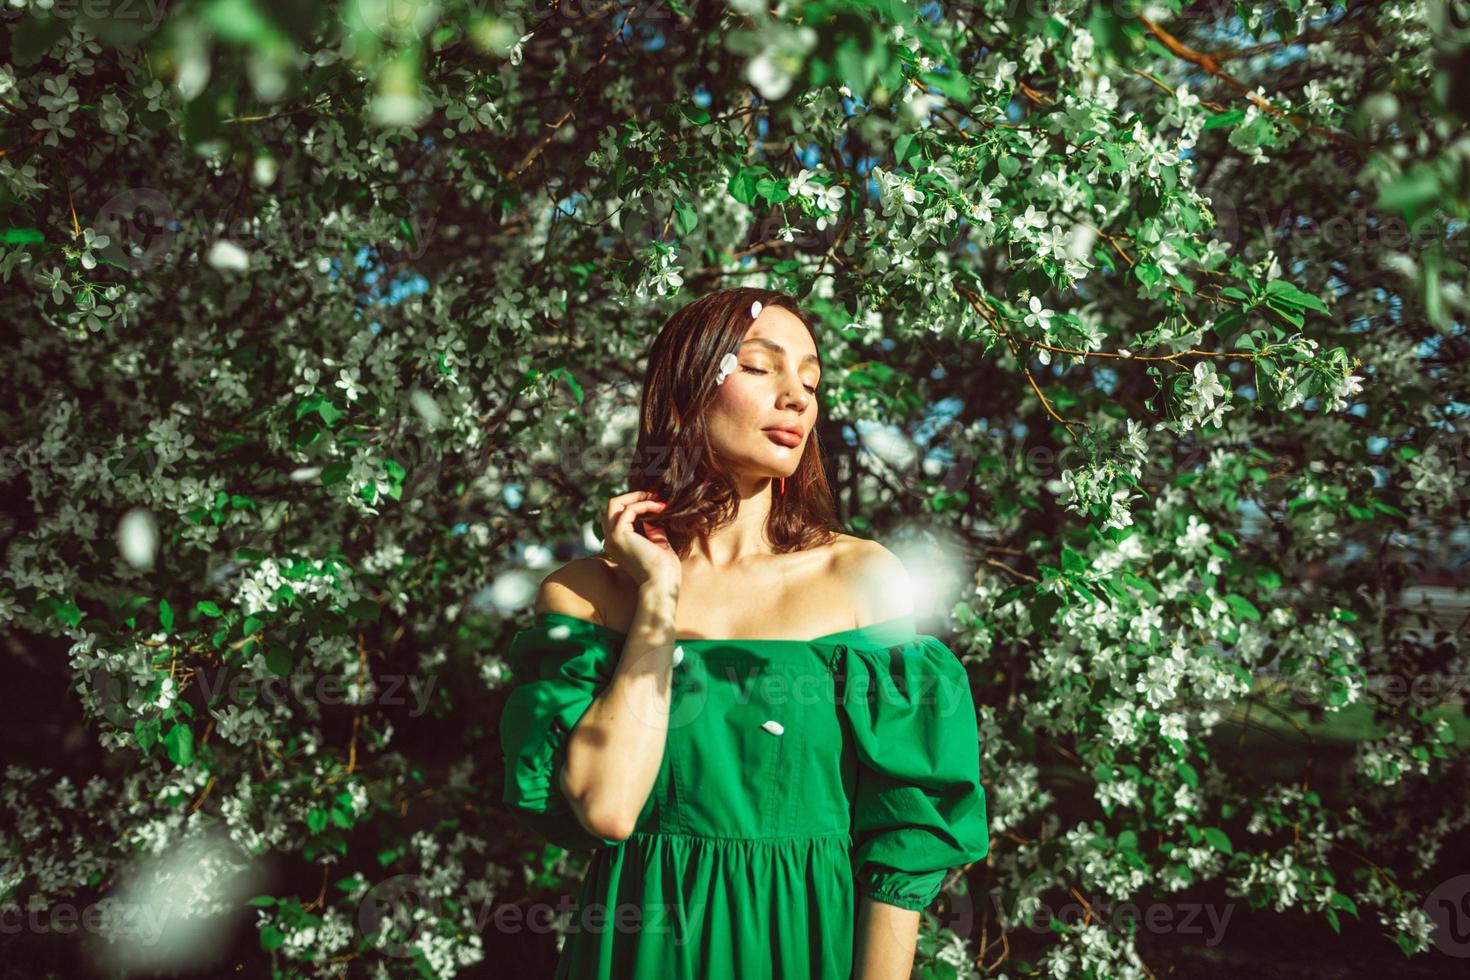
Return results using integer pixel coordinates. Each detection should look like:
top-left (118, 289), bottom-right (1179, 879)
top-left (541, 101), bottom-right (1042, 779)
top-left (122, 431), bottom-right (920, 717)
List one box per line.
top-left (498, 615), bottom-right (626, 851)
top-left (836, 631), bottom-right (990, 911)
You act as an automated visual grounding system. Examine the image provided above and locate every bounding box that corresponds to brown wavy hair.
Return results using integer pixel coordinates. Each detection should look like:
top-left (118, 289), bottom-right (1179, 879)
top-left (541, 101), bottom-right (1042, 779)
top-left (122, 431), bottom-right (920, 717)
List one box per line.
top-left (628, 286), bottom-right (844, 558)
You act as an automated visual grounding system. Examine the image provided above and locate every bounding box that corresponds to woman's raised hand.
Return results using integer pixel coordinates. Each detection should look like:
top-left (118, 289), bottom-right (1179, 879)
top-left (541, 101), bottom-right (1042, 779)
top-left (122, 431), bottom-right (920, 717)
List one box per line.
top-left (600, 491), bottom-right (681, 592)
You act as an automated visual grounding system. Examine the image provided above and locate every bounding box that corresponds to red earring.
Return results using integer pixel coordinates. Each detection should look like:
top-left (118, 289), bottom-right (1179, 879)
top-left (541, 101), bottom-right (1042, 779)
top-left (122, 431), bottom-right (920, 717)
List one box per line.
top-left (778, 477), bottom-right (786, 495)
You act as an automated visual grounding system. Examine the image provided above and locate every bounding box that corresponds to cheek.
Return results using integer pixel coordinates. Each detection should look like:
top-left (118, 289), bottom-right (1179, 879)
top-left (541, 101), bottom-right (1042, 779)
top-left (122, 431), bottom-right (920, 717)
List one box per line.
top-left (712, 379), bottom-right (761, 418)
top-left (705, 385), bottom-right (766, 447)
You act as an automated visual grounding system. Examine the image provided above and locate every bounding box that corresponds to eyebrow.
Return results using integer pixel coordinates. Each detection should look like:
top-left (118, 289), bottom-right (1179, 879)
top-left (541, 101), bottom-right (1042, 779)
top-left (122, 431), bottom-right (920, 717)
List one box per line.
top-left (739, 337), bottom-right (821, 369)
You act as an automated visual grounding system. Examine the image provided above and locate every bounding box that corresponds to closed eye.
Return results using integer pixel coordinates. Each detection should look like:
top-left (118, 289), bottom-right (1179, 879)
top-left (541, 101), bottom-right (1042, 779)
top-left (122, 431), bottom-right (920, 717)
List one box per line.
top-left (742, 365), bottom-right (818, 394)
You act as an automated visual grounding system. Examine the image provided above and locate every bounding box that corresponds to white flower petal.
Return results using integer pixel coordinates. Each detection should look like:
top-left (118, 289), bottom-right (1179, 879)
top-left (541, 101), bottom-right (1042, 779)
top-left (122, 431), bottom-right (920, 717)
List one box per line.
top-left (761, 719), bottom-right (784, 736)
top-left (715, 351), bottom-right (739, 385)
top-left (750, 300), bottom-right (763, 319)
top-left (206, 240), bottom-right (249, 272)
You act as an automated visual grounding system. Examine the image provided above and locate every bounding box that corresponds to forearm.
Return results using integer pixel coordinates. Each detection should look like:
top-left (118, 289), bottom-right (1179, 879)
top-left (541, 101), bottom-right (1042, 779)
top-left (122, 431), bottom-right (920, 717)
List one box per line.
top-left (853, 896), bottom-right (920, 980)
top-left (559, 582), bottom-right (680, 839)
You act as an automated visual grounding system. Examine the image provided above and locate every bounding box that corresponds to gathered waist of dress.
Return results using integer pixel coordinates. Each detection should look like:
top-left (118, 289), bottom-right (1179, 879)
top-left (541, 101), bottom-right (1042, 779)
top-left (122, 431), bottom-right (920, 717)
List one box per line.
top-left (620, 830), bottom-right (853, 847)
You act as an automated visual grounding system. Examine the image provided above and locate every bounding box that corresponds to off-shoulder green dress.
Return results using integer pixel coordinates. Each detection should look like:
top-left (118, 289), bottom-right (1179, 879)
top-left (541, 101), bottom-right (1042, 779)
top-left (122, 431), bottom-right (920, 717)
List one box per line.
top-left (498, 610), bottom-right (990, 980)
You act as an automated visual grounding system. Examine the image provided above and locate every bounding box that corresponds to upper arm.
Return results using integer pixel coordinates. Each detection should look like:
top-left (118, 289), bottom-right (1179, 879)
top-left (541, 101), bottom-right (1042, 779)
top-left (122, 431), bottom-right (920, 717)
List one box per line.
top-left (533, 557), bottom-right (616, 624)
top-left (842, 540), bottom-right (915, 627)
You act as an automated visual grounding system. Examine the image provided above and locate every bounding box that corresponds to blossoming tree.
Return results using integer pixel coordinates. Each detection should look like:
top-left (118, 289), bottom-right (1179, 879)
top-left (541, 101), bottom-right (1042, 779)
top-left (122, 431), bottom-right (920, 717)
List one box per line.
top-left (2, 1), bottom-right (1467, 977)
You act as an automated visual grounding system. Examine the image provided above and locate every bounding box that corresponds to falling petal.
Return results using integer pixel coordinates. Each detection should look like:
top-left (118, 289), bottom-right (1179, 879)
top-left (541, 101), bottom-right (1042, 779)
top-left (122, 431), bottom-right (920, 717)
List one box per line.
top-left (252, 155), bottom-right (278, 187)
top-left (85, 828), bottom-right (265, 976)
top-left (856, 420), bottom-right (917, 469)
top-left (582, 520), bottom-right (604, 552)
top-left (490, 569), bottom-right (539, 611)
top-left (761, 719), bottom-right (784, 736)
top-left (1066, 222), bottom-right (1096, 261)
top-left (117, 508), bottom-right (158, 570)
top-left (672, 645), bottom-right (684, 667)
top-left (746, 52), bottom-right (794, 101)
top-left (206, 240), bottom-right (249, 272)
top-left (750, 300), bottom-right (763, 319)
top-left (409, 388), bottom-right (444, 428)
top-left (716, 351), bottom-right (739, 385)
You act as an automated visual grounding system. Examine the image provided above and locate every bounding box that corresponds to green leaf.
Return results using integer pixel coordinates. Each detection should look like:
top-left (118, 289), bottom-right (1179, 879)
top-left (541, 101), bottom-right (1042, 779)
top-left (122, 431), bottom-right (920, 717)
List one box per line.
top-left (321, 462), bottom-right (351, 486)
top-left (163, 722), bottom-right (195, 767)
top-left (920, 66), bottom-right (971, 102)
top-left (135, 718), bottom-right (160, 752)
top-left (118, 595), bottom-right (152, 618)
top-left (894, 133), bottom-right (917, 166)
top-left (1202, 108), bottom-right (1245, 129)
top-left (671, 198), bottom-right (698, 236)
top-left (46, 597), bottom-right (84, 628)
top-left (181, 86), bottom-right (222, 147)
top-left (728, 166), bottom-right (762, 205)
top-left (307, 807), bottom-right (328, 833)
top-left (196, 600), bottom-right (224, 618)
top-left (1376, 168), bottom-right (1439, 214)
top-left (1264, 298), bottom-right (1303, 327)
top-left (548, 366), bottom-right (584, 404)
top-left (265, 645), bottom-right (293, 677)
top-left (346, 597), bottom-right (380, 622)
top-left (1225, 594), bottom-right (1262, 621)
top-left (1264, 278), bottom-right (1329, 312)
top-left (316, 399), bottom-right (345, 426)
top-left (201, 0), bottom-right (285, 47)
top-left (260, 925), bottom-right (285, 951)
top-left (1253, 568), bottom-right (1282, 589)
top-left (1371, 499), bottom-right (1408, 518)
top-left (295, 394), bottom-right (324, 420)
top-left (1202, 826), bottom-right (1233, 855)
top-left (1216, 310), bottom-right (1248, 345)
top-left (0, 228), bottom-right (45, 244)
top-left (1029, 591), bottom-right (1062, 633)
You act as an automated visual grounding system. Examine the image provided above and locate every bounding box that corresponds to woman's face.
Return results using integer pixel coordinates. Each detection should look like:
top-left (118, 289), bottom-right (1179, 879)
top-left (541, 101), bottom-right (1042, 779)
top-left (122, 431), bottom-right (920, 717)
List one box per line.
top-left (704, 304), bottom-right (821, 482)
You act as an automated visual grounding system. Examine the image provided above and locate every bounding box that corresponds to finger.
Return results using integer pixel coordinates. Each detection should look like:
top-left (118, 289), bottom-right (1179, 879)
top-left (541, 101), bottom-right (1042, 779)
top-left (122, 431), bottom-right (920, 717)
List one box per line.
top-left (607, 490), bottom-right (659, 517)
top-left (612, 507), bottom-right (664, 545)
top-left (612, 499), bottom-right (667, 535)
top-left (606, 493), bottom-right (658, 536)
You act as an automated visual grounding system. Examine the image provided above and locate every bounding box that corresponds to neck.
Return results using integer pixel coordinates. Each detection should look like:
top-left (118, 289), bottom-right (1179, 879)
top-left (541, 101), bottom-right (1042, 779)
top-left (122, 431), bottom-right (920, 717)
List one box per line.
top-left (687, 471), bottom-right (779, 569)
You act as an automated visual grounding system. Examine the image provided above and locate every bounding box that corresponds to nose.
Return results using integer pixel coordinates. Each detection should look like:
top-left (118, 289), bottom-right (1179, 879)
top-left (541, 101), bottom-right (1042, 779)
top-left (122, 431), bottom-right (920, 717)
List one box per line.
top-left (779, 380), bottom-right (809, 413)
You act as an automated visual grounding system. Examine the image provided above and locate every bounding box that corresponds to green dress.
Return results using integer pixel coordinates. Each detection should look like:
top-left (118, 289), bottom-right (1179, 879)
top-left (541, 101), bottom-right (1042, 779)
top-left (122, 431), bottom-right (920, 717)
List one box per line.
top-left (498, 610), bottom-right (989, 980)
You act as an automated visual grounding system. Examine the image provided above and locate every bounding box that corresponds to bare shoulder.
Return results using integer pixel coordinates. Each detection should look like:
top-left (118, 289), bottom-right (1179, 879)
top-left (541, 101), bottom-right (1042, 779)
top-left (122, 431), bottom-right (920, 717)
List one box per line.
top-left (829, 535), bottom-right (914, 625)
top-left (532, 555), bottom-right (621, 625)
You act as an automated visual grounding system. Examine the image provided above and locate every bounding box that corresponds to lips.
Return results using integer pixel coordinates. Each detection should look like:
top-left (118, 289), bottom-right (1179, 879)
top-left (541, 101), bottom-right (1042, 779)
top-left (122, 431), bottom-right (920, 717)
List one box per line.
top-left (763, 427), bottom-right (802, 448)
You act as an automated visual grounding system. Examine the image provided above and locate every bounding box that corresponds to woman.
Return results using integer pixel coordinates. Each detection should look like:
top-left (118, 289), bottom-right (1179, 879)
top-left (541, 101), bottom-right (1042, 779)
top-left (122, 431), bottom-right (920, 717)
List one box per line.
top-left (499, 287), bottom-right (989, 979)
